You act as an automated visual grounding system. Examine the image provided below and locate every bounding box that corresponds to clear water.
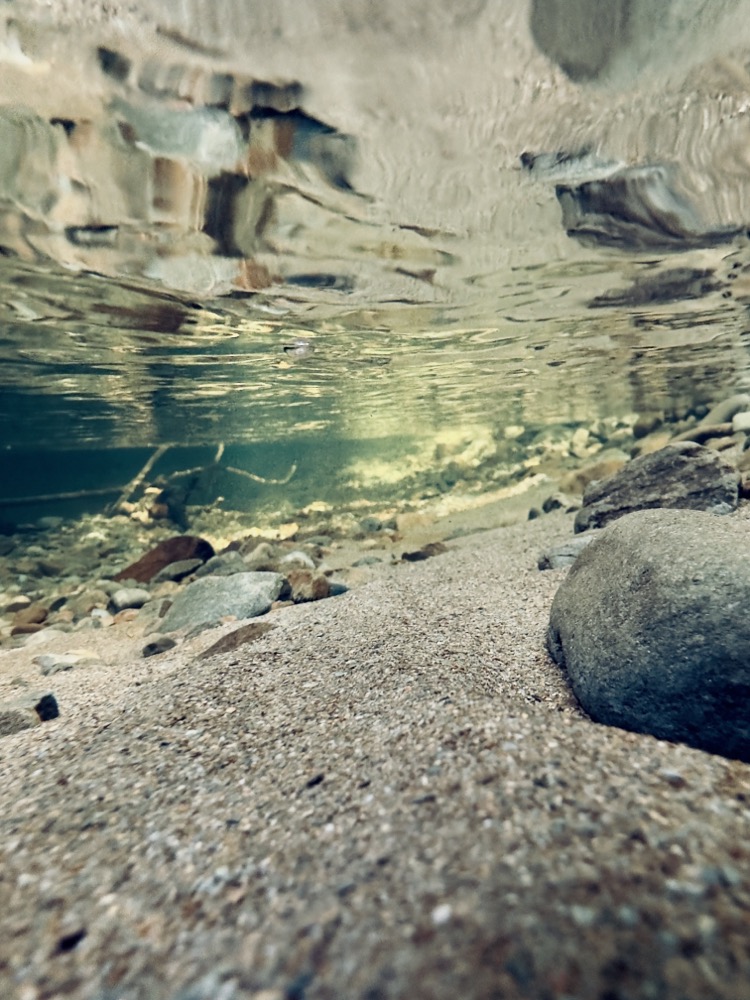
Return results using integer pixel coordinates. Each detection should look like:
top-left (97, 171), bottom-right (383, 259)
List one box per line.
top-left (2, 0), bottom-right (750, 519)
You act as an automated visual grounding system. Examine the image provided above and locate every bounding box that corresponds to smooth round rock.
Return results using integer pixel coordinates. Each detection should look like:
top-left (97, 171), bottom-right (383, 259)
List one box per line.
top-left (111, 587), bottom-right (151, 612)
top-left (547, 508), bottom-right (750, 761)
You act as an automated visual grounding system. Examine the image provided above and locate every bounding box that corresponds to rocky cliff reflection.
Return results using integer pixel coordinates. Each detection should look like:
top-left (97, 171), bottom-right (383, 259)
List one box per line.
top-left (2, 0), bottom-right (750, 512)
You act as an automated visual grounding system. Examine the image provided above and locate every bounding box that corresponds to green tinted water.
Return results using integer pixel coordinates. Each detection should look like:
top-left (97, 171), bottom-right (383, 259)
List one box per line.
top-left (2, 2), bottom-right (750, 522)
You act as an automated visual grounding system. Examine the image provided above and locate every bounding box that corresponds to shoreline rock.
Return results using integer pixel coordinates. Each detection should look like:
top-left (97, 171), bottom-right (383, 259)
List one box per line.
top-left (574, 442), bottom-right (739, 532)
top-left (548, 508), bottom-right (750, 761)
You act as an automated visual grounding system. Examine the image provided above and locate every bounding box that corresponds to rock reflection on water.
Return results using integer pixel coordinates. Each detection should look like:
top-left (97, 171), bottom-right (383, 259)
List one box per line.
top-left (2, 1), bottom-right (750, 515)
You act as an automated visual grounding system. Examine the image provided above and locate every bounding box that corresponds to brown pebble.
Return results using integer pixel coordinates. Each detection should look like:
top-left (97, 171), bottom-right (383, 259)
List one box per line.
top-left (402, 542), bottom-right (448, 562)
top-left (13, 603), bottom-right (48, 626)
top-left (113, 608), bottom-right (140, 625)
top-left (114, 536), bottom-right (215, 583)
top-left (286, 570), bottom-right (330, 602)
top-left (198, 622), bottom-right (275, 660)
top-left (11, 623), bottom-right (46, 636)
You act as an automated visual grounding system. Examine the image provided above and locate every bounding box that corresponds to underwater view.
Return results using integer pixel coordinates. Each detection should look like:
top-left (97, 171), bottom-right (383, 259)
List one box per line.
top-left (7, 5), bottom-right (750, 1000)
top-left (3, 0), bottom-right (750, 530)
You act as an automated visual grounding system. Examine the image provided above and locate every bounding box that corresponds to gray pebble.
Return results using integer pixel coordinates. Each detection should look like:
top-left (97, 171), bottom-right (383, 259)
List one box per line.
top-left (111, 587), bottom-right (151, 612)
top-left (142, 635), bottom-right (178, 657)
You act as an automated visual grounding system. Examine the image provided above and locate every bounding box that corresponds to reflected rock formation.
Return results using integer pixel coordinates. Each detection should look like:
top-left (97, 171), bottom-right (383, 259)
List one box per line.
top-left (1, 0), bottom-right (750, 307)
top-left (555, 166), bottom-right (743, 251)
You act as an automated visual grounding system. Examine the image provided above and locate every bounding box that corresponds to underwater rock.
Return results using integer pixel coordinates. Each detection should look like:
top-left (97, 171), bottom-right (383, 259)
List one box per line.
top-left (286, 570), bottom-right (330, 603)
top-left (698, 394), bottom-right (750, 427)
top-left (558, 451), bottom-right (629, 496)
top-left (12, 602), bottom-right (48, 628)
top-left (632, 412), bottom-right (664, 439)
top-left (21, 628), bottom-right (69, 648)
top-left (33, 650), bottom-right (101, 675)
top-left (142, 635), bottom-right (177, 658)
top-left (158, 572), bottom-right (286, 634)
top-left (194, 550), bottom-right (248, 578)
top-left (402, 542), bottom-right (449, 562)
top-left (589, 268), bottom-right (721, 309)
top-left (530, 0), bottom-right (631, 81)
top-left (279, 550), bottom-right (316, 570)
top-left (732, 412), bottom-right (750, 434)
top-left (197, 621), bottom-right (275, 659)
top-left (111, 587), bottom-right (150, 612)
top-left (630, 431), bottom-right (674, 458)
top-left (151, 558), bottom-right (204, 583)
top-left (114, 536), bottom-right (215, 583)
top-left (548, 509), bottom-right (750, 761)
top-left (538, 534), bottom-right (597, 570)
top-left (574, 442), bottom-right (739, 532)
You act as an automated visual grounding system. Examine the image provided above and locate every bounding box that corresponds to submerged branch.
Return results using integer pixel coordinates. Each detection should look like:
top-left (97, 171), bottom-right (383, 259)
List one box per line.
top-left (107, 443), bottom-right (170, 514)
top-left (0, 486), bottom-right (122, 507)
top-left (224, 463), bottom-right (297, 485)
top-left (0, 445), bottom-right (296, 513)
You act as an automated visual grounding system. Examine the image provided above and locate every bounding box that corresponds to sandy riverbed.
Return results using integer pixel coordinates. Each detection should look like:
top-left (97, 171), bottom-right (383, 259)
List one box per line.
top-left (2, 505), bottom-right (750, 1000)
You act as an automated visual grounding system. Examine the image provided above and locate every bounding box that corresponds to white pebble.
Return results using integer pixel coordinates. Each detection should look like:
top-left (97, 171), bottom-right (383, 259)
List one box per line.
top-left (431, 903), bottom-right (452, 926)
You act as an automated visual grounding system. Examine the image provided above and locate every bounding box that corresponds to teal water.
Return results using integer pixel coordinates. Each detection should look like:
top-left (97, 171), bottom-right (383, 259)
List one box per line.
top-left (2, 2), bottom-right (750, 521)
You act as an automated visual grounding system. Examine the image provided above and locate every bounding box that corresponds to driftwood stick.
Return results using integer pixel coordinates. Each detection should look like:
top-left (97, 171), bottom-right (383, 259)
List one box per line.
top-left (107, 443), bottom-right (170, 513)
top-left (162, 448), bottom-right (296, 487)
top-left (0, 446), bottom-right (295, 513)
top-left (224, 463), bottom-right (297, 485)
top-left (0, 486), bottom-right (123, 508)
top-left (157, 442), bottom-right (226, 482)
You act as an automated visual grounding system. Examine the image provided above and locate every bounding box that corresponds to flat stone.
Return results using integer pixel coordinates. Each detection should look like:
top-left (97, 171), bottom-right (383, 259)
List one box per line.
top-left (548, 509), bottom-right (750, 761)
top-left (574, 442), bottom-right (739, 533)
top-left (111, 587), bottom-right (151, 612)
top-left (13, 602), bottom-right (48, 626)
top-left (194, 551), bottom-right (248, 578)
top-left (151, 558), bottom-right (203, 584)
top-left (538, 533), bottom-right (598, 570)
top-left (4, 595), bottom-right (31, 614)
top-left (21, 628), bottom-right (69, 648)
top-left (114, 536), bottom-right (215, 583)
top-left (198, 621), bottom-right (275, 659)
top-left (33, 651), bottom-right (101, 675)
top-left (158, 572), bottom-right (286, 634)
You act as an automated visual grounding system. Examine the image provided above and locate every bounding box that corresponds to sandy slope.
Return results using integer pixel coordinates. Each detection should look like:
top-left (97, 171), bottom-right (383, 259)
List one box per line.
top-left (2, 509), bottom-right (750, 1000)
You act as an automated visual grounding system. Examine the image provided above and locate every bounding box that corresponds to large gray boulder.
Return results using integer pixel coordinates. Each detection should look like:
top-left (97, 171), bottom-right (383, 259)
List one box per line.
top-left (548, 508), bottom-right (750, 761)
top-left (159, 572), bottom-right (286, 634)
top-left (574, 442), bottom-right (739, 533)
